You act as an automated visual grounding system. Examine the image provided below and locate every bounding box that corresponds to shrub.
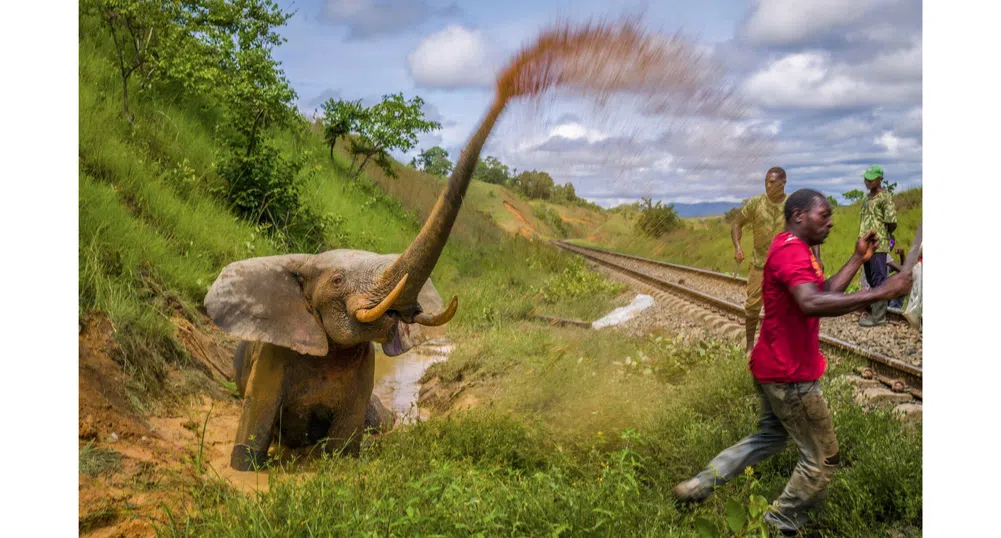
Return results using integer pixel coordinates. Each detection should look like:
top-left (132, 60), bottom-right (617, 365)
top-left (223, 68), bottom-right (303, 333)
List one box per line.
top-left (635, 197), bottom-right (681, 238)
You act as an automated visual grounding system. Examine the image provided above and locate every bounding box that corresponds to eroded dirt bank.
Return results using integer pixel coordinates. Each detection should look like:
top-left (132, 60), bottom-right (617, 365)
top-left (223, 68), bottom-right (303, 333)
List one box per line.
top-left (79, 312), bottom-right (454, 537)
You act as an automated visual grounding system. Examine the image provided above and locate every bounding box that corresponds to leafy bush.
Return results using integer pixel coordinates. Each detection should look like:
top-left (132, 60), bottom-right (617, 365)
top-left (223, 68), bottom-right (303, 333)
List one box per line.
top-left (533, 205), bottom-right (570, 238)
top-left (635, 197), bottom-right (681, 238)
top-left (539, 258), bottom-right (620, 302)
top-left (215, 141), bottom-right (330, 253)
top-left (843, 189), bottom-right (865, 203)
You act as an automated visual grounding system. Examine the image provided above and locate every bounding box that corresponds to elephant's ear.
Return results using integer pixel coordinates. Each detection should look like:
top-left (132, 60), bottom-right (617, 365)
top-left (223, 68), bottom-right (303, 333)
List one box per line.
top-left (381, 278), bottom-right (446, 357)
top-left (205, 254), bottom-right (329, 357)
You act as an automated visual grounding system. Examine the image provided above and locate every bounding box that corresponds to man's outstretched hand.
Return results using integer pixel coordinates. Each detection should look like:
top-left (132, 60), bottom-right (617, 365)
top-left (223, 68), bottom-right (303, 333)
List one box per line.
top-left (855, 231), bottom-right (878, 262)
top-left (734, 247), bottom-right (745, 264)
top-left (880, 271), bottom-right (913, 299)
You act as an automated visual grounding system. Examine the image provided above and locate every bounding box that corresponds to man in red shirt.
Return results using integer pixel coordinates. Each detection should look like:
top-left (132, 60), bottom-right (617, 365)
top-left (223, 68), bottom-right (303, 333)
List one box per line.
top-left (672, 189), bottom-right (913, 536)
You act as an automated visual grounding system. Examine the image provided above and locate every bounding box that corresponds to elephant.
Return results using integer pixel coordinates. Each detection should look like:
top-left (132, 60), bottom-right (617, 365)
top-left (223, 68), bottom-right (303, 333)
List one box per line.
top-left (204, 96), bottom-right (509, 471)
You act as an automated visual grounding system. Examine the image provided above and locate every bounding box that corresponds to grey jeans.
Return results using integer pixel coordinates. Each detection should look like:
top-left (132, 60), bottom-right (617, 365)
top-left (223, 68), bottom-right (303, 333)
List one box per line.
top-left (693, 381), bottom-right (839, 532)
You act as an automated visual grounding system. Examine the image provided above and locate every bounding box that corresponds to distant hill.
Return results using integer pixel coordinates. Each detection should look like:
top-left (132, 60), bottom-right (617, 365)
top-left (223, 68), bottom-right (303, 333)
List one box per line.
top-left (670, 201), bottom-right (742, 218)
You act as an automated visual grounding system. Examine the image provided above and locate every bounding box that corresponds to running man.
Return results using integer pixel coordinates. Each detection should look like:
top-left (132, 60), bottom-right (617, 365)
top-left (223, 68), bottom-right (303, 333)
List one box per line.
top-left (674, 189), bottom-right (912, 536)
top-left (732, 167), bottom-right (821, 351)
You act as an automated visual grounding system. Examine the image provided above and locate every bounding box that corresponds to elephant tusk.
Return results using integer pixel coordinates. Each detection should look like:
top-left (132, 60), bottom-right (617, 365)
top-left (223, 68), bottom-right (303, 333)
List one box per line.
top-left (413, 295), bottom-right (458, 326)
top-left (355, 274), bottom-right (409, 323)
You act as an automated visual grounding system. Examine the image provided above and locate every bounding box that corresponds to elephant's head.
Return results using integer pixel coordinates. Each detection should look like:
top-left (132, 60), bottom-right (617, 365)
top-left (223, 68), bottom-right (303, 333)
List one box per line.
top-left (204, 97), bottom-right (508, 357)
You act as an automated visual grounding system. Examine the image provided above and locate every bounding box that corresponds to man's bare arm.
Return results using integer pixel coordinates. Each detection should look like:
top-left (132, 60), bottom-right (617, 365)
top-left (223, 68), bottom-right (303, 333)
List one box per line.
top-left (791, 277), bottom-right (908, 318)
top-left (731, 214), bottom-right (746, 262)
top-left (823, 252), bottom-right (865, 293)
top-left (823, 231), bottom-right (876, 293)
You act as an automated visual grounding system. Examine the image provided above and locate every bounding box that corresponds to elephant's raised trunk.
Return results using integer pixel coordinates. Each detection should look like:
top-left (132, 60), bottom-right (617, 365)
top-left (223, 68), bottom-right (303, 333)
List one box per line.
top-left (363, 18), bottom-right (724, 325)
top-left (374, 96), bottom-right (509, 321)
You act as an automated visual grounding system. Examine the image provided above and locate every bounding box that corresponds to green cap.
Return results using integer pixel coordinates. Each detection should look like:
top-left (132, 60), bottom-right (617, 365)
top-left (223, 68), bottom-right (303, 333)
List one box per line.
top-left (862, 165), bottom-right (884, 180)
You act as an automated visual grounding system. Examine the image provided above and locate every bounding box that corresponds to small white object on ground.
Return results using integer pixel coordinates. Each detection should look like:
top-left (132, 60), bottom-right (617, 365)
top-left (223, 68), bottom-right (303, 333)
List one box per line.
top-left (592, 294), bottom-right (655, 329)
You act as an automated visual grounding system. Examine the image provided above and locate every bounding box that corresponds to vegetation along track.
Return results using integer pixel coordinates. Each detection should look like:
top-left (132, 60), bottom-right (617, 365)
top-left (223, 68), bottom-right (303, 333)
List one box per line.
top-left (552, 240), bottom-right (922, 404)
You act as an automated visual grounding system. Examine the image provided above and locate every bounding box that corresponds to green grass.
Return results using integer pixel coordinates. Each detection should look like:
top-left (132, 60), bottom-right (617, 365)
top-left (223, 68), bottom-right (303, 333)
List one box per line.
top-left (158, 334), bottom-right (921, 538)
top-left (575, 190), bottom-right (922, 281)
top-left (79, 441), bottom-right (122, 477)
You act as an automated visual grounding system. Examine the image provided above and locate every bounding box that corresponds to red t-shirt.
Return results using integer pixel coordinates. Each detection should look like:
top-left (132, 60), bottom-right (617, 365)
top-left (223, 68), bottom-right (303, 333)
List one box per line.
top-left (749, 232), bottom-right (827, 383)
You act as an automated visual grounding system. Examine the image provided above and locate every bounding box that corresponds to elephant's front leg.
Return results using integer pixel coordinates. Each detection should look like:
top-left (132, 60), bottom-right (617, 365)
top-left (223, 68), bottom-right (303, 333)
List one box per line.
top-left (323, 394), bottom-right (370, 457)
top-left (323, 346), bottom-right (375, 457)
top-left (231, 347), bottom-right (286, 471)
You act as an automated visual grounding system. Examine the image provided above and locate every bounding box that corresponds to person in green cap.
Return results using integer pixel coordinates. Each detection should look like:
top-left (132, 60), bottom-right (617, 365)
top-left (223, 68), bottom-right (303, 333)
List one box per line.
top-left (857, 165), bottom-right (898, 327)
top-left (732, 167), bottom-right (821, 350)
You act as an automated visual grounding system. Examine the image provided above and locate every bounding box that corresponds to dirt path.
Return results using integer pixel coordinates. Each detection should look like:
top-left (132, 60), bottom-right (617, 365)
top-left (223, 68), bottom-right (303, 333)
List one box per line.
top-left (560, 215), bottom-right (595, 225)
top-left (503, 200), bottom-right (538, 238)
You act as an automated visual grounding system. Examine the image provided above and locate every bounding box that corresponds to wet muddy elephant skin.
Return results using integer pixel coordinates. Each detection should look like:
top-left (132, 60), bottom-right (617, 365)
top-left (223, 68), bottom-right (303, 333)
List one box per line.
top-left (230, 340), bottom-right (384, 470)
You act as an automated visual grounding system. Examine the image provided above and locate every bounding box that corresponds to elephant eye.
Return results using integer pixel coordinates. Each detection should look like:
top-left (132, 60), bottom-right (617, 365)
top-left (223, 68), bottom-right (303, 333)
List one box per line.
top-left (331, 275), bottom-right (344, 286)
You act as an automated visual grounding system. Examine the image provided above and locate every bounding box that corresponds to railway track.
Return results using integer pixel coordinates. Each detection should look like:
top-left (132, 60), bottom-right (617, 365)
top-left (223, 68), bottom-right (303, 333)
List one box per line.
top-left (561, 241), bottom-right (912, 322)
top-left (552, 240), bottom-right (922, 400)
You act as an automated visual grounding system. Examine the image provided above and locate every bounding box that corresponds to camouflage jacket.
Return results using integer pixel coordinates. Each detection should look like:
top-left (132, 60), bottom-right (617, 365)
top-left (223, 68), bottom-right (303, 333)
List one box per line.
top-left (858, 190), bottom-right (898, 253)
top-left (739, 193), bottom-right (787, 269)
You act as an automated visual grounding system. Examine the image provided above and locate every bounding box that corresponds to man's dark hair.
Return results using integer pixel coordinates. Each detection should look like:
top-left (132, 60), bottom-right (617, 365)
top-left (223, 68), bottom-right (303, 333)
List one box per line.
top-left (766, 166), bottom-right (786, 180)
top-left (784, 188), bottom-right (825, 222)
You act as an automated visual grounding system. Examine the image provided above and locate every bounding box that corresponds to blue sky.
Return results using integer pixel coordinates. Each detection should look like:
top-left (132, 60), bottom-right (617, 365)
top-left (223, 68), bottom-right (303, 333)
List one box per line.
top-left (273, 0), bottom-right (922, 207)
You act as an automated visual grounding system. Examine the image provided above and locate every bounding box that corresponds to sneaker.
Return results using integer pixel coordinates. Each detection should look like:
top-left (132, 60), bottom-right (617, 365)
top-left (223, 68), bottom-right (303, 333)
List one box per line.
top-left (672, 477), bottom-right (710, 503)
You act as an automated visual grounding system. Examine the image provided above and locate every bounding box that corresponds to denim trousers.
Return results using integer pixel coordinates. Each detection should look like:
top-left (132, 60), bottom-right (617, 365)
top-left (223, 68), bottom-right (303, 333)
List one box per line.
top-left (692, 380), bottom-right (839, 532)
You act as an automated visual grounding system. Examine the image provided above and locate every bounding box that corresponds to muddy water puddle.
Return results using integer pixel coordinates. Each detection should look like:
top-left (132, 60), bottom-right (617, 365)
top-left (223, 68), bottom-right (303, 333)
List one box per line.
top-left (373, 338), bottom-right (454, 423)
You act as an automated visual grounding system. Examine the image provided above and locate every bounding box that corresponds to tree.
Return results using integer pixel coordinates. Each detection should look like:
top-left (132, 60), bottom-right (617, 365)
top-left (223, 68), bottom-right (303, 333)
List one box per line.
top-left (88, 0), bottom-right (170, 122)
top-left (85, 0), bottom-right (296, 125)
top-left (410, 146), bottom-right (453, 177)
top-left (842, 189), bottom-right (865, 203)
top-left (512, 170), bottom-right (555, 200)
top-left (472, 156), bottom-right (510, 185)
top-left (884, 180), bottom-right (898, 194)
top-left (321, 98), bottom-right (366, 159)
top-left (348, 93), bottom-right (442, 180)
top-left (551, 181), bottom-right (581, 204)
top-left (635, 197), bottom-right (681, 238)
top-left (826, 195), bottom-right (840, 208)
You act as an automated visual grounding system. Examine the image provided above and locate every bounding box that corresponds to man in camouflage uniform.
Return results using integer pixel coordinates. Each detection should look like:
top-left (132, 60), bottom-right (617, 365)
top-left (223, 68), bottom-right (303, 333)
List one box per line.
top-left (732, 167), bottom-right (820, 351)
top-left (857, 165), bottom-right (898, 327)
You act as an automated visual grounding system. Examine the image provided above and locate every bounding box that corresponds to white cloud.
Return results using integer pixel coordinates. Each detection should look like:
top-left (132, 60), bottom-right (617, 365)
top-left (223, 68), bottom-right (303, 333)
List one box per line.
top-left (407, 25), bottom-right (497, 89)
top-left (874, 130), bottom-right (920, 156)
top-left (742, 51), bottom-right (921, 109)
top-left (741, 0), bottom-right (902, 46)
top-left (546, 123), bottom-right (609, 144)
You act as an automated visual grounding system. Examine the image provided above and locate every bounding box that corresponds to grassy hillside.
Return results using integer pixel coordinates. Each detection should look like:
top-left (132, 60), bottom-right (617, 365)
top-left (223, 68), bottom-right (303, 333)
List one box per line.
top-left (78, 11), bottom-right (620, 413)
top-left (576, 189), bottom-right (922, 281)
top-left (340, 139), bottom-right (611, 242)
top-left (78, 7), bottom-right (921, 537)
